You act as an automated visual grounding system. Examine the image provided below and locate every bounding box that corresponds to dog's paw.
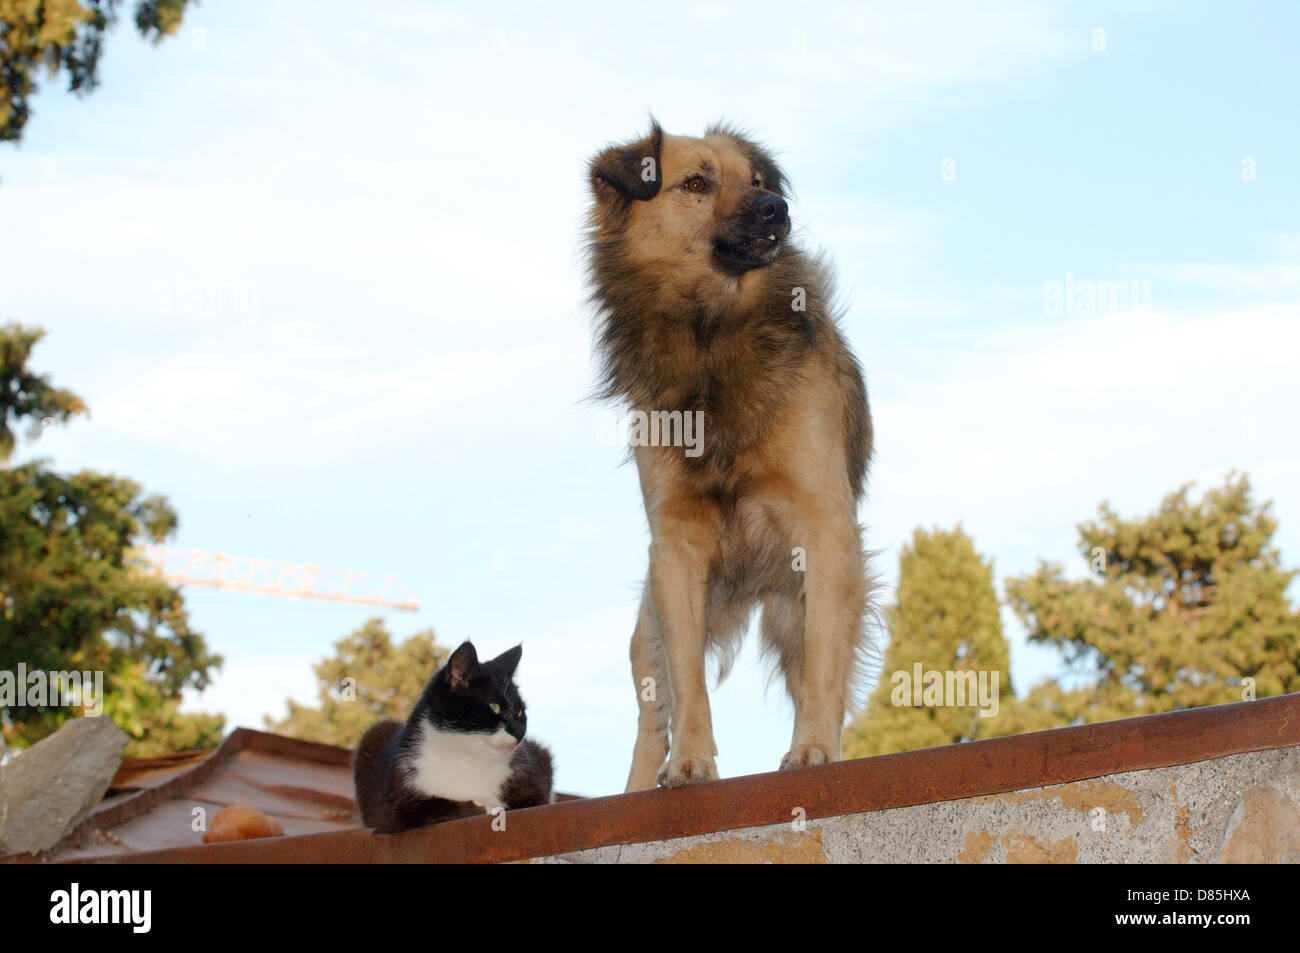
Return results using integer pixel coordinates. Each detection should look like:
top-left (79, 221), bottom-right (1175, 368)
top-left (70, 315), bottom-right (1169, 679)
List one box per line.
top-left (779, 745), bottom-right (831, 771)
top-left (657, 754), bottom-right (718, 787)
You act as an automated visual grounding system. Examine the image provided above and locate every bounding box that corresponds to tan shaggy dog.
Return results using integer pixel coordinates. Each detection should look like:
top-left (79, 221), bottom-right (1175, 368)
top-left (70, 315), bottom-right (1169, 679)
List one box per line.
top-left (586, 121), bottom-right (876, 790)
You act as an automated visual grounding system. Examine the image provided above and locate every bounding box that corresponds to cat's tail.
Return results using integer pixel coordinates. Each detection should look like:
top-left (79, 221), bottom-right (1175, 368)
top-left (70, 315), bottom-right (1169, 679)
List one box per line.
top-left (353, 718), bottom-right (403, 828)
top-left (354, 719), bottom-right (401, 778)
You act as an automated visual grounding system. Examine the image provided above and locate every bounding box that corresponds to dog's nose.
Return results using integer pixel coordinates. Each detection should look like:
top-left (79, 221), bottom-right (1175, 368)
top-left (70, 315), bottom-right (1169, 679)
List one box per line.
top-left (753, 193), bottom-right (788, 223)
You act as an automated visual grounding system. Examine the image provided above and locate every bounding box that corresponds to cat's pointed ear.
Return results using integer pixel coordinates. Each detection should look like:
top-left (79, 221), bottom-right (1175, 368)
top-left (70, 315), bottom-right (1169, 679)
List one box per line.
top-left (446, 641), bottom-right (479, 693)
top-left (494, 644), bottom-right (522, 678)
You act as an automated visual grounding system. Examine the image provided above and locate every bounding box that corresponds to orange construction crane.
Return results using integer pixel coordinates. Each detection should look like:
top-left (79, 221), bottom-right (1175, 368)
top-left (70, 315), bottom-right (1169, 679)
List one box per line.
top-left (143, 546), bottom-right (419, 612)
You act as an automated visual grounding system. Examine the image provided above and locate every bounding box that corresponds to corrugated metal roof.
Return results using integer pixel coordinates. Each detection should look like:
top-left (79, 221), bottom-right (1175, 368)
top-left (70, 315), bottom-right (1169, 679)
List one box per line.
top-left (27, 729), bottom-right (363, 861)
top-left (4, 693), bottom-right (1297, 864)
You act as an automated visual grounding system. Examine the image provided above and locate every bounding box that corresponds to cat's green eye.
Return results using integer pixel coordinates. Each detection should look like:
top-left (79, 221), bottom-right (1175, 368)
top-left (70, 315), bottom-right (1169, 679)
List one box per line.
top-left (489, 702), bottom-right (501, 715)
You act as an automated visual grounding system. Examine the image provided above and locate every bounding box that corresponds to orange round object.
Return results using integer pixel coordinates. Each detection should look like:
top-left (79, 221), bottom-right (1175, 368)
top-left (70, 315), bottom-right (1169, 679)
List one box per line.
top-left (202, 804), bottom-right (285, 843)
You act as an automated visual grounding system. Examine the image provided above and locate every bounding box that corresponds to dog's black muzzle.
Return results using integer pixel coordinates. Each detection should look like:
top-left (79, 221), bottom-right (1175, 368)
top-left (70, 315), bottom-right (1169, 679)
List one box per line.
top-left (712, 191), bottom-right (791, 275)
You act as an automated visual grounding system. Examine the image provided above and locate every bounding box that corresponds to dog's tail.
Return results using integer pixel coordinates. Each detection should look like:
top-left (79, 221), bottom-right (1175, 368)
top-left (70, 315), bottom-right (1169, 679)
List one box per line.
top-left (847, 539), bottom-right (886, 715)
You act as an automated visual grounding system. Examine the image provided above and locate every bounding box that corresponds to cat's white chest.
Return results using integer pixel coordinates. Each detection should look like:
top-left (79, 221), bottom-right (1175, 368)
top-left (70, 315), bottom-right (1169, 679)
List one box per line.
top-left (405, 723), bottom-right (516, 811)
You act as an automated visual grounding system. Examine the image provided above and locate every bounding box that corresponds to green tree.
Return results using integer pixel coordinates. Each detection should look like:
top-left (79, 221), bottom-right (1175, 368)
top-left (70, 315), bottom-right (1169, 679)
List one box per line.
top-left (0, 0), bottom-right (195, 142)
top-left (1004, 473), bottom-right (1300, 728)
top-left (0, 322), bottom-right (222, 754)
top-left (1, 324), bottom-right (86, 458)
top-left (844, 526), bottom-right (1014, 757)
top-left (266, 618), bottom-right (448, 748)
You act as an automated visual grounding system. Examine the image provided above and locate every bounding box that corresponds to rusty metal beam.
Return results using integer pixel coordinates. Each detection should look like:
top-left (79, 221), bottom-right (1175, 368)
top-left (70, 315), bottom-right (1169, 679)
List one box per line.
top-left (61, 693), bottom-right (1300, 865)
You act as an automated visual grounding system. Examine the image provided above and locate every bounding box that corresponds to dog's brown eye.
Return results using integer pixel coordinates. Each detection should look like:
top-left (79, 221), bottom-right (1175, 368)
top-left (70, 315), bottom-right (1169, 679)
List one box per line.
top-left (752, 176), bottom-right (762, 187)
top-left (684, 175), bottom-right (708, 193)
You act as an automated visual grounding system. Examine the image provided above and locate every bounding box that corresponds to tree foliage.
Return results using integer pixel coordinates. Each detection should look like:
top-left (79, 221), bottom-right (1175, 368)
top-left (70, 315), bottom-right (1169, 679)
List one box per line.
top-left (844, 526), bottom-right (1013, 757)
top-left (1004, 473), bottom-right (1300, 727)
top-left (265, 618), bottom-right (448, 749)
top-left (0, 323), bottom-right (85, 461)
top-left (0, 0), bottom-right (196, 142)
top-left (0, 322), bottom-right (222, 755)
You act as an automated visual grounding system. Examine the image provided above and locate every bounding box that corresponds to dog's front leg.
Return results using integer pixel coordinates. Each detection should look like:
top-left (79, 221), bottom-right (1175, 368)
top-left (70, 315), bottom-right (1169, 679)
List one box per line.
top-left (625, 591), bottom-right (669, 792)
top-left (782, 501), bottom-right (866, 770)
top-left (648, 515), bottom-right (719, 786)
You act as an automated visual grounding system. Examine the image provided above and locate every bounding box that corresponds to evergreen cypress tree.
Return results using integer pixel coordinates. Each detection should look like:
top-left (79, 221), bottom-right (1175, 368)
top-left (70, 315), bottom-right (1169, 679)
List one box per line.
top-left (844, 526), bottom-right (1013, 757)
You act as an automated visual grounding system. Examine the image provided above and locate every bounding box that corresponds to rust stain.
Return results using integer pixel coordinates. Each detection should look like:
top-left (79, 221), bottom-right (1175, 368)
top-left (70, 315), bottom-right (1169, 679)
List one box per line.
top-left (655, 829), bottom-right (826, 865)
top-left (956, 829), bottom-right (995, 864)
top-left (1171, 804), bottom-right (1195, 863)
top-left (981, 780), bottom-right (1143, 826)
top-left (1220, 785), bottom-right (1300, 864)
top-left (1167, 779), bottom-right (1204, 864)
top-left (1000, 829), bottom-right (1078, 864)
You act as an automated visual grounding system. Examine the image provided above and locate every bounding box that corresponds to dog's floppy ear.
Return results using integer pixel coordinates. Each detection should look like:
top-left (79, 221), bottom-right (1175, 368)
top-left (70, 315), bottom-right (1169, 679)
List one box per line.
top-left (590, 120), bottom-right (663, 204)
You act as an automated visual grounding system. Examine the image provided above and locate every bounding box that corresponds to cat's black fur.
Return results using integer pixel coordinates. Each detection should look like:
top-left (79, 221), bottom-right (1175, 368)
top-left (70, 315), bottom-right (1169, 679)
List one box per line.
top-left (353, 641), bottom-right (554, 834)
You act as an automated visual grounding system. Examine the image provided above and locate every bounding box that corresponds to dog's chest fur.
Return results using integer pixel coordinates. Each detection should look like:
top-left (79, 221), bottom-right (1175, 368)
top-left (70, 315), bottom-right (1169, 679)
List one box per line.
top-left (593, 242), bottom-right (869, 500)
top-left (607, 298), bottom-right (819, 473)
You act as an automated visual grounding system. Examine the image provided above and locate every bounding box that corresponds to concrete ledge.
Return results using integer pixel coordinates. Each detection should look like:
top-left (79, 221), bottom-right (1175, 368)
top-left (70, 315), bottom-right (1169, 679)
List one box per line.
top-left (536, 745), bottom-right (1300, 863)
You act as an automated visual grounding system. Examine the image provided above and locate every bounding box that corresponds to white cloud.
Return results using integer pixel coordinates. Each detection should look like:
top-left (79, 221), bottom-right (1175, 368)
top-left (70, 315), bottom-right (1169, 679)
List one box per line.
top-left (861, 295), bottom-right (1300, 668)
top-left (1170, 262), bottom-right (1300, 297)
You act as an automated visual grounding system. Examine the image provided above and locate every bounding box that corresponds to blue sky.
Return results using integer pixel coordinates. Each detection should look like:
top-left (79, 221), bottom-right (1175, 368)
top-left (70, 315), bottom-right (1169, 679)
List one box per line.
top-left (2, 0), bottom-right (1298, 795)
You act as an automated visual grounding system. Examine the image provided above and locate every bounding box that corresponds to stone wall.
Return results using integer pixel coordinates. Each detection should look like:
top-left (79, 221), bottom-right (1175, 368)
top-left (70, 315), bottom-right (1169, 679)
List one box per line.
top-left (532, 745), bottom-right (1300, 863)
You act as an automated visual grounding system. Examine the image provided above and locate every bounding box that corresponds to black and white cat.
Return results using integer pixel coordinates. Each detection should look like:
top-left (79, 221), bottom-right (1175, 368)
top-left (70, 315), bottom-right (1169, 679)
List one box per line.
top-left (353, 641), bottom-right (554, 834)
